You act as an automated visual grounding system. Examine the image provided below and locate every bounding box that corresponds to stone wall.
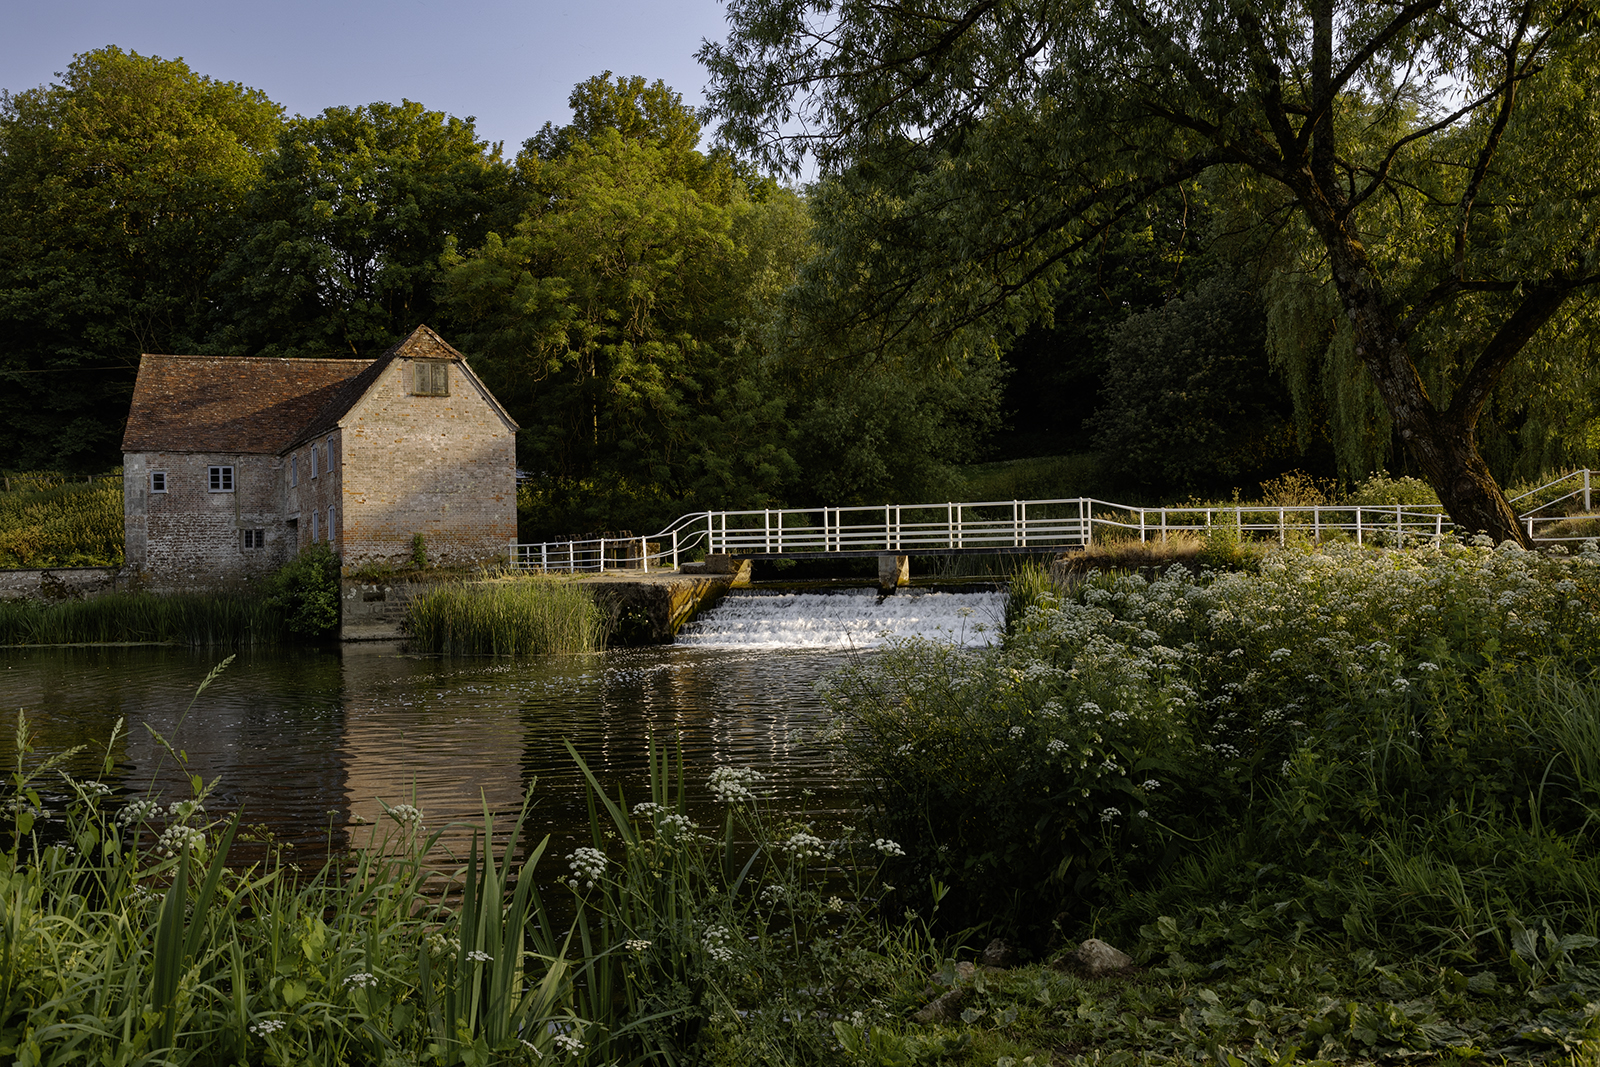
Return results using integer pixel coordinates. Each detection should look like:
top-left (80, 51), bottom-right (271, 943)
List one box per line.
top-left (339, 358), bottom-right (517, 570)
top-left (0, 567), bottom-right (124, 601)
top-left (341, 579), bottom-right (426, 641)
top-left (123, 451), bottom-right (289, 584)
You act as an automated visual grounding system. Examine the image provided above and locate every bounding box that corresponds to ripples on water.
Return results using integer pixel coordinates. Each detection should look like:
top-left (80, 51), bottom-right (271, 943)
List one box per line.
top-left (0, 587), bottom-right (1003, 864)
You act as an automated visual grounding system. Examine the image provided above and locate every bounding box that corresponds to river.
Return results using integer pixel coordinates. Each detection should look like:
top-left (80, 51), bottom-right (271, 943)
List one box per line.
top-left (0, 585), bottom-right (1007, 861)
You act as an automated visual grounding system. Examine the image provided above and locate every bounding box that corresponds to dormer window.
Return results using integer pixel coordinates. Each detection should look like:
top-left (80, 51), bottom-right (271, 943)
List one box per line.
top-left (412, 360), bottom-right (449, 396)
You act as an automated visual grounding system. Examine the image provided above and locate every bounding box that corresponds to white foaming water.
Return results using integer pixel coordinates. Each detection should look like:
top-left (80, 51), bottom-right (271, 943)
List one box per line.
top-left (676, 587), bottom-right (1008, 649)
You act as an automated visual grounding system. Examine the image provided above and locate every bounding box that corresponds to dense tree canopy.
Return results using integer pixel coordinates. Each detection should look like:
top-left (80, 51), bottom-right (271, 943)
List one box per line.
top-left (702, 0), bottom-right (1600, 541)
top-left (0, 47), bottom-right (281, 467)
top-left (211, 100), bottom-right (516, 358)
top-left (441, 77), bottom-right (805, 532)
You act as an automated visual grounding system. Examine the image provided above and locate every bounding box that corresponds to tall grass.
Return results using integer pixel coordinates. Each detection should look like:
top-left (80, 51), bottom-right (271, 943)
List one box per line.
top-left (0, 591), bottom-right (287, 646)
top-left (0, 474), bottom-right (123, 568)
top-left (405, 578), bottom-right (608, 655)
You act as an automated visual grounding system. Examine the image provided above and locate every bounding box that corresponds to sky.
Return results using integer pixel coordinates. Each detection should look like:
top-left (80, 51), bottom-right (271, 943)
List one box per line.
top-left (1, 0), bottom-right (737, 155)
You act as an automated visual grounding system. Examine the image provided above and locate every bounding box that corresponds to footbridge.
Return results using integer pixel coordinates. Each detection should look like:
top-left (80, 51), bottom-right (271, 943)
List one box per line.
top-left (509, 469), bottom-right (1597, 582)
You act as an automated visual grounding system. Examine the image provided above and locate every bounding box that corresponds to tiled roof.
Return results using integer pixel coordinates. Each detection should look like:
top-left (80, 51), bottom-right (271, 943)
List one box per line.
top-left (122, 355), bottom-right (373, 454)
top-left (122, 326), bottom-right (479, 455)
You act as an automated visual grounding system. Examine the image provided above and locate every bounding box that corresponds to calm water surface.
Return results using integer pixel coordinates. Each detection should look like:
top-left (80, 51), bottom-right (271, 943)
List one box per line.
top-left (0, 642), bottom-right (864, 858)
top-left (2, 586), bottom-right (1008, 862)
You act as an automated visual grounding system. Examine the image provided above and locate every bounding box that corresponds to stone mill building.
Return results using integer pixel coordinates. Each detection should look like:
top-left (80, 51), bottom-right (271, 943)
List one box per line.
top-left (121, 326), bottom-right (518, 584)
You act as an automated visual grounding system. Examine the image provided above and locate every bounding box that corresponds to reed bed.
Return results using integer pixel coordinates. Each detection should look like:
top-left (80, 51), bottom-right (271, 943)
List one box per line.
top-left (404, 578), bottom-right (607, 655)
top-left (0, 591), bottom-right (286, 646)
top-left (0, 474), bottom-right (123, 567)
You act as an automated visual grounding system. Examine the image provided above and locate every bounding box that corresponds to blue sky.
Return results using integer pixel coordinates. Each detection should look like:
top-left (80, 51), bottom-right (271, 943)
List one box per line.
top-left (1, 0), bottom-right (734, 155)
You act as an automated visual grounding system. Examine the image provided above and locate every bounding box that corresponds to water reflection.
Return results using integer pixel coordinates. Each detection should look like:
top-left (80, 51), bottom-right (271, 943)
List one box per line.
top-left (0, 641), bottom-right (866, 861)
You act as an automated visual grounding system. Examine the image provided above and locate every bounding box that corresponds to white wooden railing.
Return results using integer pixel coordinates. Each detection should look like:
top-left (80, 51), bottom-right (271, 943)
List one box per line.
top-left (508, 469), bottom-right (1599, 574)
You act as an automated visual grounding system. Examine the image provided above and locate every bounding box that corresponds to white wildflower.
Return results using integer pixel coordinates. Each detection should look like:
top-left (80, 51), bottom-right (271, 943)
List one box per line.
top-left (783, 830), bottom-right (827, 861)
top-left (708, 766), bottom-right (765, 803)
top-left (873, 838), bottom-right (905, 857)
top-left (156, 824), bottom-right (206, 858)
top-left (702, 925), bottom-right (735, 963)
top-left (567, 847), bottom-right (607, 889)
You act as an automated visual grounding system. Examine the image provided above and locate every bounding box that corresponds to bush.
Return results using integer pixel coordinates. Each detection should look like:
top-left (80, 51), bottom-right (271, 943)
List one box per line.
top-left (0, 473), bottom-right (123, 567)
top-left (825, 539), bottom-right (1600, 949)
top-left (264, 543), bottom-right (340, 637)
top-left (1344, 469), bottom-right (1440, 508)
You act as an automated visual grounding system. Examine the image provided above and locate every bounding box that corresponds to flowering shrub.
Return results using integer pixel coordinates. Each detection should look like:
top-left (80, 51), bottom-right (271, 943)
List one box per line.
top-left (825, 539), bottom-right (1600, 946)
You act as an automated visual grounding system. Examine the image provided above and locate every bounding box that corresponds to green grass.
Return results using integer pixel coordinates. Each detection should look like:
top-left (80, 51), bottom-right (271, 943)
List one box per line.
top-left (0, 472), bottom-right (123, 568)
top-left (0, 591), bottom-right (287, 646)
top-left (954, 455), bottom-right (1109, 502)
top-left (404, 577), bottom-right (609, 655)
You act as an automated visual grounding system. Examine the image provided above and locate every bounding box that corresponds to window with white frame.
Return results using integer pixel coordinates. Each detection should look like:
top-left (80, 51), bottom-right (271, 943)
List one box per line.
top-left (150, 471), bottom-right (167, 493)
top-left (208, 466), bottom-right (234, 492)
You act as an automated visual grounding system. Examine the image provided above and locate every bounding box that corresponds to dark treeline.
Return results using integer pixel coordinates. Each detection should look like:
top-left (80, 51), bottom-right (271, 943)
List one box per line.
top-left (6, 46), bottom-right (1594, 537)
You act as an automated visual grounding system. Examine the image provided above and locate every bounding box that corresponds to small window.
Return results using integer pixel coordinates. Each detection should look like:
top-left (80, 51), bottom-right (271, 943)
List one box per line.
top-left (310, 510), bottom-right (319, 543)
top-left (209, 466), bottom-right (234, 492)
top-left (327, 506), bottom-right (336, 542)
top-left (310, 445), bottom-right (319, 479)
top-left (242, 529), bottom-right (265, 549)
top-left (412, 360), bottom-right (449, 396)
top-left (150, 471), bottom-right (167, 493)
top-left (290, 456), bottom-right (298, 487)
top-left (326, 436), bottom-right (336, 470)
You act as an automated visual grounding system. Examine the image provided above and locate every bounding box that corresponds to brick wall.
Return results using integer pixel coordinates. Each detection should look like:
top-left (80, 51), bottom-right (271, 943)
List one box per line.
top-left (123, 451), bottom-right (288, 584)
top-left (339, 358), bottom-right (516, 568)
top-left (283, 430), bottom-right (345, 555)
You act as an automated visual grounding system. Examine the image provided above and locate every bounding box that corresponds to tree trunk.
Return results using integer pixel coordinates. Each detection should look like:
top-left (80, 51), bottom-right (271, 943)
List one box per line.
top-left (1344, 288), bottom-right (1528, 547)
top-left (1288, 173), bottom-right (1530, 547)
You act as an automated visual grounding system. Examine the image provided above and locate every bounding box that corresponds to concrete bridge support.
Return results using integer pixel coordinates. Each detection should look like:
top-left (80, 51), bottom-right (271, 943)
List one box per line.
top-left (878, 553), bottom-right (909, 590)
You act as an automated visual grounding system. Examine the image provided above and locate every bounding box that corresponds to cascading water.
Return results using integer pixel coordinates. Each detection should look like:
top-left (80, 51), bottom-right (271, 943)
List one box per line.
top-left (675, 586), bottom-right (1008, 649)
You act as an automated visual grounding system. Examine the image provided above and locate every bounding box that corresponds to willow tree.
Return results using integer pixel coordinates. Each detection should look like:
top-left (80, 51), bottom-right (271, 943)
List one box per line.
top-left (702, 0), bottom-right (1600, 542)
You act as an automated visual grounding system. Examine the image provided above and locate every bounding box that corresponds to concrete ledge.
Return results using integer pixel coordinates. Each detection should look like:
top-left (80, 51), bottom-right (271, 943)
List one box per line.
top-left (0, 567), bottom-right (126, 601)
top-left (582, 572), bottom-right (736, 645)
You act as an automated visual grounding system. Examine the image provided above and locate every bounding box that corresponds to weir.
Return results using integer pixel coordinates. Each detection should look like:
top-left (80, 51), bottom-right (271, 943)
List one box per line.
top-left (675, 586), bottom-right (1007, 649)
